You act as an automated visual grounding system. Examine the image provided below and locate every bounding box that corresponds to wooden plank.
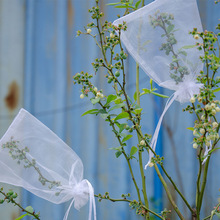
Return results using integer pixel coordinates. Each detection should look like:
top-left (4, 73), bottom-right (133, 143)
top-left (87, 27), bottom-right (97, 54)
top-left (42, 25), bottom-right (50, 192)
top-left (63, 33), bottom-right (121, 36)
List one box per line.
top-left (0, 0), bottom-right (25, 219)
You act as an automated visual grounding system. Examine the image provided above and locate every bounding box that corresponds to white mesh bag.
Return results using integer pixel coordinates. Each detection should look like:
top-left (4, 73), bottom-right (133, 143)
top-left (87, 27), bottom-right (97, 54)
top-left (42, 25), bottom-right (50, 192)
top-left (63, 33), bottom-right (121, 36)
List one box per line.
top-left (0, 108), bottom-right (96, 220)
top-left (113, 0), bottom-right (204, 168)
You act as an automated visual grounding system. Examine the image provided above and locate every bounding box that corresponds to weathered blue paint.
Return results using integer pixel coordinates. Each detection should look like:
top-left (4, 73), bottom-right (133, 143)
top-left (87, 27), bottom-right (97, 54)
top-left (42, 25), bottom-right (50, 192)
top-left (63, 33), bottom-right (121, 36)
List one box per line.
top-left (153, 85), bottom-right (164, 214)
top-left (0, 0), bottom-right (218, 219)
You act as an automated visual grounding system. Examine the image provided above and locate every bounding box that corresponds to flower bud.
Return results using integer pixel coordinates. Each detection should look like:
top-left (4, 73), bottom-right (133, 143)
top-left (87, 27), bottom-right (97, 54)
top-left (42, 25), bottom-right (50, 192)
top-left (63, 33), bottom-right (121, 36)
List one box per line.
top-left (87, 28), bottom-right (92, 34)
top-left (97, 92), bottom-right (104, 99)
top-left (148, 162), bottom-right (154, 167)
top-left (198, 97), bottom-right (202, 103)
top-left (211, 109), bottom-right (216, 116)
top-left (216, 107), bottom-right (220, 112)
top-left (194, 34), bottom-right (200, 40)
top-left (211, 103), bottom-right (216, 108)
top-left (212, 122), bottom-right (218, 128)
top-left (140, 140), bottom-right (145, 146)
top-left (200, 128), bottom-right (205, 134)
top-left (206, 136), bottom-right (211, 141)
top-left (201, 115), bottom-right (205, 120)
top-left (80, 94), bottom-right (85, 99)
top-left (110, 33), bottom-right (115, 38)
top-left (93, 87), bottom-right (98, 93)
top-left (190, 97), bottom-right (196, 103)
top-left (205, 141), bottom-right (210, 147)
top-left (210, 135), bottom-right (215, 141)
top-left (193, 129), bottom-right (197, 136)
top-left (193, 143), bottom-right (198, 149)
top-left (205, 104), bottom-right (211, 111)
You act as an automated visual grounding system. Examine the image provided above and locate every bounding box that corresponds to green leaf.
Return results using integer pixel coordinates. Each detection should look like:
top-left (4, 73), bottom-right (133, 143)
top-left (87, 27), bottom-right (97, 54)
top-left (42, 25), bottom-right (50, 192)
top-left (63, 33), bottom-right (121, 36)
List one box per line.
top-left (134, 108), bottom-right (143, 114)
top-left (167, 24), bottom-right (174, 33)
top-left (181, 45), bottom-right (196, 49)
top-left (16, 214), bottom-right (29, 220)
top-left (115, 5), bottom-right (135, 9)
top-left (120, 133), bottom-right (127, 138)
top-left (109, 146), bottom-right (122, 151)
top-left (25, 206), bottom-right (34, 213)
top-left (204, 147), bottom-right (220, 158)
top-left (115, 151), bottom-right (122, 158)
top-left (106, 94), bottom-right (117, 106)
top-left (135, 0), bottom-right (142, 8)
top-left (187, 127), bottom-right (194, 131)
top-left (133, 91), bottom-right (137, 101)
top-left (213, 87), bottom-right (220, 93)
top-left (114, 112), bottom-right (130, 121)
top-left (150, 79), bottom-right (153, 90)
top-left (130, 146), bottom-right (138, 157)
top-left (151, 91), bottom-right (169, 98)
top-left (100, 113), bottom-right (109, 120)
top-left (106, 2), bottom-right (121, 6)
top-left (81, 109), bottom-right (99, 116)
top-left (109, 103), bottom-right (125, 112)
top-left (127, 95), bottom-right (133, 104)
top-left (178, 50), bottom-right (187, 56)
top-left (129, 0), bottom-right (133, 5)
top-left (141, 88), bottom-right (151, 96)
top-left (215, 212), bottom-right (220, 218)
top-left (122, 134), bottom-right (133, 142)
top-left (91, 97), bottom-right (100, 105)
top-left (119, 123), bottom-right (128, 133)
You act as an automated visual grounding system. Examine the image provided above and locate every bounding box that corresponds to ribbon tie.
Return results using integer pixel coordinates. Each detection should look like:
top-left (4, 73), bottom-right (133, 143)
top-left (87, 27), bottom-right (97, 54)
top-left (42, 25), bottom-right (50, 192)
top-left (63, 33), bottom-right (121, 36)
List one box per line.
top-left (58, 179), bottom-right (96, 220)
top-left (145, 79), bottom-right (203, 169)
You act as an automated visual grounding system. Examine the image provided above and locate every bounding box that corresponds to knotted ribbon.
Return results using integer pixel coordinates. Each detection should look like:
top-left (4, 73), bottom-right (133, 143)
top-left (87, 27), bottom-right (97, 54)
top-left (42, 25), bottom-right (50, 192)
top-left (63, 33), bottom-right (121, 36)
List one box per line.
top-left (145, 78), bottom-right (203, 169)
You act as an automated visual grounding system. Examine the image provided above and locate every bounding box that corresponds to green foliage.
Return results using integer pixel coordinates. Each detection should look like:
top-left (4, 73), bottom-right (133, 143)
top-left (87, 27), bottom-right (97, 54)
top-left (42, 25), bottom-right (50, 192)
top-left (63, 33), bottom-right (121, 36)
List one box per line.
top-left (0, 188), bottom-right (40, 220)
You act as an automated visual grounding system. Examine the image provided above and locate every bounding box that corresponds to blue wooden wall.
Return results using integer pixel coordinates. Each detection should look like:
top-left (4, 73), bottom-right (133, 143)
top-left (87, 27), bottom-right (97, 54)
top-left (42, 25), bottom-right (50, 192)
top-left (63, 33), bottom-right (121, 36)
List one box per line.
top-left (0, 0), bottom-right (219, 219)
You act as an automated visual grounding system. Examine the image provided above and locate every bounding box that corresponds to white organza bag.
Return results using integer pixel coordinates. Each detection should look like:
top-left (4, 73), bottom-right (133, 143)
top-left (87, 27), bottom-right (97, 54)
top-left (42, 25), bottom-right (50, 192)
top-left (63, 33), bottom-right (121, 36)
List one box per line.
top-left (0, 108), bottom-right (96, 220)
top-left (113, 0), bottom-right (204, 168)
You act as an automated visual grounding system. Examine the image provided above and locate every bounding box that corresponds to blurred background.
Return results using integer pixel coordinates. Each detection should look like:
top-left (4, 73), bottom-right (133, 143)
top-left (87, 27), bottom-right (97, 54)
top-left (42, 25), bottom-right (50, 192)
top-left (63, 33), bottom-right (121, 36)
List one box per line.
top-left (0, 0), bottom-right (219, 219)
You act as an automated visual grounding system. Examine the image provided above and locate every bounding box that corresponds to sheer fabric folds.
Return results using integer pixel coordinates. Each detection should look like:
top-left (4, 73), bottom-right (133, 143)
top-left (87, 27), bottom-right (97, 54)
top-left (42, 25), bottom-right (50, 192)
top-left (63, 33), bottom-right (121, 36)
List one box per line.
top-left (0, 108), bottom-right (96, 220)
top-left (113, 0), bottom-right (204, 168)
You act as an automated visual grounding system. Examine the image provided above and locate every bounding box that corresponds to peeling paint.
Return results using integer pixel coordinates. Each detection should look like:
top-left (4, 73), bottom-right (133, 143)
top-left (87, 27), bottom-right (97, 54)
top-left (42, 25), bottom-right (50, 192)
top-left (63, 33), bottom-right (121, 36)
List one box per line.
top-left (4, 81), bottom-right (19, 111)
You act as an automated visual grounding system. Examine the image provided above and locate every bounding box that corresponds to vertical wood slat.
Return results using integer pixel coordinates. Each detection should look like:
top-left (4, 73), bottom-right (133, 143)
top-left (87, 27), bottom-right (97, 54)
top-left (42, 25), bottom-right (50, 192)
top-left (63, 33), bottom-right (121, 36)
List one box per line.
top-left (0, 0), bottom-right (25, 219)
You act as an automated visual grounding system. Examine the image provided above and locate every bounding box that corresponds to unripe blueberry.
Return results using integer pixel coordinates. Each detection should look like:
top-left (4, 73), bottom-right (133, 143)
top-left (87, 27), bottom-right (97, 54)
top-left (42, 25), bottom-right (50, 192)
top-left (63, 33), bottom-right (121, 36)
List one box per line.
top-left (115, 71), bottom-right (120, 77)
